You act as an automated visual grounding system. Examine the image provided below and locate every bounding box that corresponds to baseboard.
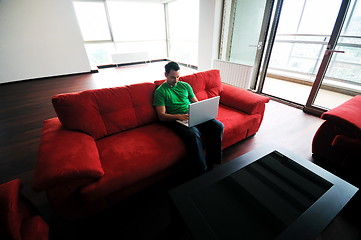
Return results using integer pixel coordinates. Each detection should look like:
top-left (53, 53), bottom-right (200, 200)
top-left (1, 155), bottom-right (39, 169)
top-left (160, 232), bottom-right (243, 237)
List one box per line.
top-left (114, 59), bottom-right (169, 67)
top-left (0, 71), bottom-right (94, 86)
top-left (94, 59), bottom-right (198, 71)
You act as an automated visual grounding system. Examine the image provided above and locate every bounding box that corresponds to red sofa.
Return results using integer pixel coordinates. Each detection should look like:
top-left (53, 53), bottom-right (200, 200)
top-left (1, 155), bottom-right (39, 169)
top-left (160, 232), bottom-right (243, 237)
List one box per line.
top-left (32, 69), bottom-right (270, 219)
top-left (312, 95), bottom-right (361, 171)
top-left (0, 179), bottom-right (49, 240)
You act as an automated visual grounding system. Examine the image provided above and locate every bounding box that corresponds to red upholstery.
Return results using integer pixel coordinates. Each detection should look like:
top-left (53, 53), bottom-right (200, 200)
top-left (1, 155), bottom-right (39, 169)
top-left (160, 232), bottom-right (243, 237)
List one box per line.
top-left (321, 95), bottom-right (361, 135)
top-left (312, 95), bottom-right (361, 168)
top-left (218, 105), bottom-right (260, 149)
top-left (52, 82), bottom-right (157, 139)
top-left (180, 69), bottom-right (223, 100)
top-left (80, 123), bottom-right (186, 203)
top-left (33, 118), bottom-right (104, 192)
top-left (220, 84), bottom-right (270, 115)
top-left (332, 135), bottom-right (361, 154)
top-left (0, 179), bottom-right (49, 240)
top-left (33, 70), bottom-right (270, 219)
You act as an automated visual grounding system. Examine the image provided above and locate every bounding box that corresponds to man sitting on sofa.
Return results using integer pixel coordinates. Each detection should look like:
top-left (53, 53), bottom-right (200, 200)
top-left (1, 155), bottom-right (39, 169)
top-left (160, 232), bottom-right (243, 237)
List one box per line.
top-left (153, 61), bottom-right (224, 174)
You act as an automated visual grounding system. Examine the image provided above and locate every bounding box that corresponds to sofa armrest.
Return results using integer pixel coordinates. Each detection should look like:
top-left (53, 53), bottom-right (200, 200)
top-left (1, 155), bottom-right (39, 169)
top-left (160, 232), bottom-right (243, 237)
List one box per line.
top-left (32, 118), bottom-right (104, 192)
top-left (321, 95), bottom-right (361, 135)
top-left (332, 135), bottom-right (361, 154)
top-left (0, 179), bottom-right (22, 239)
top-left (21, 216), bottom-right (49, 240)
top-left (220, 83), bottom-right (270, 115)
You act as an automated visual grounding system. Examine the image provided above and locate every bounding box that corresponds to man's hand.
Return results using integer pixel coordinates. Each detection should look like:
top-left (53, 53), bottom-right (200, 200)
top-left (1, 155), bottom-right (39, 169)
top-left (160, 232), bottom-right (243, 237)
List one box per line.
top-left (177, 114), bottom-right (189, 121)
top-left (155, 105), bottom-right (189, 122)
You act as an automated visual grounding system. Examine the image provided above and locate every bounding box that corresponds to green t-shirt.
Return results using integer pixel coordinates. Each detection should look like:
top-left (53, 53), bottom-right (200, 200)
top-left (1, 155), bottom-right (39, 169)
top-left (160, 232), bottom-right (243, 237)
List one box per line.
top-left (153, 81), bottom-right (195, 114)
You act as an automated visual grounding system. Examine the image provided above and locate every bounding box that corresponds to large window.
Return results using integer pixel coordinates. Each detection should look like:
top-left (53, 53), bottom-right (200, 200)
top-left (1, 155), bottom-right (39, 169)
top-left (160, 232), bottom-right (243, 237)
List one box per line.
top-left (73, 0), bottom-right (199, 67)
top-left (261, 0), bottom-right (361, 111)
top-left (107, 1), bottom-right (167, 60)
top-left (268, 0), bottom-right (342, 78)
top-left (73, 1), bottom-right (114, 66)
top-left (73, 1), bottom-right (111, 41)
top-left (73, 0), bottom-right (167, 66)
top-left (268, 0), bottom-right (361, 86)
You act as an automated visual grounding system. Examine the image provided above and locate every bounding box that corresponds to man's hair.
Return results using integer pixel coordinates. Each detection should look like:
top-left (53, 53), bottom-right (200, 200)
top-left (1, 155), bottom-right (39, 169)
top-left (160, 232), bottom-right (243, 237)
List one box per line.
top-left (165, 61), bottom-right (180, 74)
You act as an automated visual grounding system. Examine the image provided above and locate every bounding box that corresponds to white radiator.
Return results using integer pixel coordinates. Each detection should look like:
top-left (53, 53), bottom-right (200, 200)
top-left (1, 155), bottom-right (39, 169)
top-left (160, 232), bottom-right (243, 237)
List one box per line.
top-left (213, 59), bottom-right (253, 89)
top-left (111, 52), bottom-right (149, 65)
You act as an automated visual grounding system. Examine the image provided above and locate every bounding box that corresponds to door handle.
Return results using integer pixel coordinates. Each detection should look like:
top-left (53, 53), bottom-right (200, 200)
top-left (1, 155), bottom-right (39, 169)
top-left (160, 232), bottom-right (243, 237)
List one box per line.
top-left (324, 50), bottom-right (345, 56)
top-left (249, 42), bottom-right (263, 50)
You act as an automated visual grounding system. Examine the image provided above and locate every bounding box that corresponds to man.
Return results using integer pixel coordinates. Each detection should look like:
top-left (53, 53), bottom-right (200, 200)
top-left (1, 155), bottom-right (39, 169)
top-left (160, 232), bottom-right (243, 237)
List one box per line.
top-left (153, 61), bottom-right (224, 174)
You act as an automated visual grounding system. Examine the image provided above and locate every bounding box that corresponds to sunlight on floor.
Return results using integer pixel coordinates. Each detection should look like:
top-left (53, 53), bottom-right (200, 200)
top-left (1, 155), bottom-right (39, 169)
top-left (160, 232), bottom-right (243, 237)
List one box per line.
top-left (263, 78), bottom-right (353, 109)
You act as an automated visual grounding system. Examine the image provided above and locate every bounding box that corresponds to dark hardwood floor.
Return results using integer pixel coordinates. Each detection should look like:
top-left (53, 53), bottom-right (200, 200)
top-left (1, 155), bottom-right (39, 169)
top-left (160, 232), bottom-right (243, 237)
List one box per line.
top-left (0, 62), bottom-right (359, 239)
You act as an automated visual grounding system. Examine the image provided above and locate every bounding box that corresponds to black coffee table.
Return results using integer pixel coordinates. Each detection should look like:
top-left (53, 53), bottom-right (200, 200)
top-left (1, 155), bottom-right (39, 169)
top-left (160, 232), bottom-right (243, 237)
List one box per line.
top-left (169, 146), bottom-right (358, 240)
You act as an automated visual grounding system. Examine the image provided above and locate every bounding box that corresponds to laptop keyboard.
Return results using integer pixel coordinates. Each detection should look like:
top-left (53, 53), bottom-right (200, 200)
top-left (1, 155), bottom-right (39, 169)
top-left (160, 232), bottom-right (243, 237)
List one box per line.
top-left (178, 120), bottom-right (188, 124)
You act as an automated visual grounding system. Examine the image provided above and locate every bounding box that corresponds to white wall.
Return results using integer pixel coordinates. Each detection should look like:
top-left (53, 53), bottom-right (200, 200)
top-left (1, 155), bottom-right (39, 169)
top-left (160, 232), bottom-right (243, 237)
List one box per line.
top-left (0, 0), bottom-right (91, 84)
top-left (198, 0), bottom-right (223, 71)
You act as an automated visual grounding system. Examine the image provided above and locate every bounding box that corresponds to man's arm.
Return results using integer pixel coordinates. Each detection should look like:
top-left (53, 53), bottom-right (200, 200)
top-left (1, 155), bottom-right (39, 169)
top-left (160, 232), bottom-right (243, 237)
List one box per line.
top-left (155, 106), bottom-right (189, 122)
top-left (190, 96), bottom-right (198, 103)
top-left (155, 96), bottom-right (198, 121)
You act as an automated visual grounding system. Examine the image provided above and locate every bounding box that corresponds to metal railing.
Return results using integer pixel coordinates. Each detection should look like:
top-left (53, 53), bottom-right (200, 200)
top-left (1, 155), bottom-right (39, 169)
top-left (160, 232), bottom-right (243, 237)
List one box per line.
top-left (268, 34), bottom-right (361, 90)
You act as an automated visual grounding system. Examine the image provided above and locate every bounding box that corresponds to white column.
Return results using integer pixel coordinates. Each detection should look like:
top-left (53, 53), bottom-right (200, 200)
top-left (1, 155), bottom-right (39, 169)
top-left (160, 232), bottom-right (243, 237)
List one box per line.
top-left (198, 0), bottom-right (223, 71)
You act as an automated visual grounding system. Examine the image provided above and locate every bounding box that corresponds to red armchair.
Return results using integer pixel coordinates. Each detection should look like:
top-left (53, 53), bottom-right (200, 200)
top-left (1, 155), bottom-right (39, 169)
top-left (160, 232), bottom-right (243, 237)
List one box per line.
top-left (312, 95), bottom-right (361, 173)
top-left (0, 179), bottom-right (49, 240)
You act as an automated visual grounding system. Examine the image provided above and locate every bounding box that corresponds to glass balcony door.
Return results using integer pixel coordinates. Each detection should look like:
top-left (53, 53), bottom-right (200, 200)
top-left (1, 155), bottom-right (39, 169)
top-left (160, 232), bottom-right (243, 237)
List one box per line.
top-left (224, 0), bottom-right (274, 88)
top-left (259, 0), bottom-right (345, 106)
top-left (305, 0), bottom-right (361, 114)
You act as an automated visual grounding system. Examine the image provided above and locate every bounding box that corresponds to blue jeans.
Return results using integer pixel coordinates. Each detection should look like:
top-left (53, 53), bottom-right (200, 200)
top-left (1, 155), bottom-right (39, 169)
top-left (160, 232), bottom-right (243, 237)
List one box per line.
top-left (163, 119), bottom-right (224, 174)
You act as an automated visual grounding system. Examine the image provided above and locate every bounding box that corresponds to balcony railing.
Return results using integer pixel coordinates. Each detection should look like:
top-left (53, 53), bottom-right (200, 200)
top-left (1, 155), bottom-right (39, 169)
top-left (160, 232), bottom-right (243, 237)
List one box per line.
top-left (267, 34), bottom-right (361, 95)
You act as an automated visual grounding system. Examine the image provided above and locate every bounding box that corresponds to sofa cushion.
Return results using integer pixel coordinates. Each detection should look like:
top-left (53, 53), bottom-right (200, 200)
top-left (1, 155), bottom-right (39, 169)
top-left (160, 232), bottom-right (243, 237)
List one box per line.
top-left (180, 69), bottom-right (223, 100)
top-left (52, 82), bottom-right (157, 139)
top-left (79, 123), bottom-right (186, 203)
top-left (217, 105), bottom-right (260, 148)
top-left (154, 69), bottom-right (223, 100)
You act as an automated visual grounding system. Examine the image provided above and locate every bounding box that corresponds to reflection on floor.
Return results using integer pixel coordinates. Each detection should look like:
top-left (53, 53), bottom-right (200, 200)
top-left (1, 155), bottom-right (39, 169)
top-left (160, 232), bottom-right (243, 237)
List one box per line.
top-left (262, 77), bottom-right (354, 110)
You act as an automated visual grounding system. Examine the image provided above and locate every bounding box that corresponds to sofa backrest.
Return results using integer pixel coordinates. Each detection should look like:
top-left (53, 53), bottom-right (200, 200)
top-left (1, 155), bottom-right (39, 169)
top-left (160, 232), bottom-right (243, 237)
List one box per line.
top-left (52, 82), bottom-right (158, 139)
top-left (154, 69), bottom-right (223, 100)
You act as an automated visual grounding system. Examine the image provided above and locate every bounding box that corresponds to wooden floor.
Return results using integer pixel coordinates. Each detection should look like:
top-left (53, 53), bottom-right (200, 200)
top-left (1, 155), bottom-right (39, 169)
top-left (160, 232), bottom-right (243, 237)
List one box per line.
top-left (0, 61), bottom-right (359, 239)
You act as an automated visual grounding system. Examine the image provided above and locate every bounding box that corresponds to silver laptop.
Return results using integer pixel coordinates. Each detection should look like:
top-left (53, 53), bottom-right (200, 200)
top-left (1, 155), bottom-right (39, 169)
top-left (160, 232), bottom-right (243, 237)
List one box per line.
top-left (176, 96), bottom-right (220, 127)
